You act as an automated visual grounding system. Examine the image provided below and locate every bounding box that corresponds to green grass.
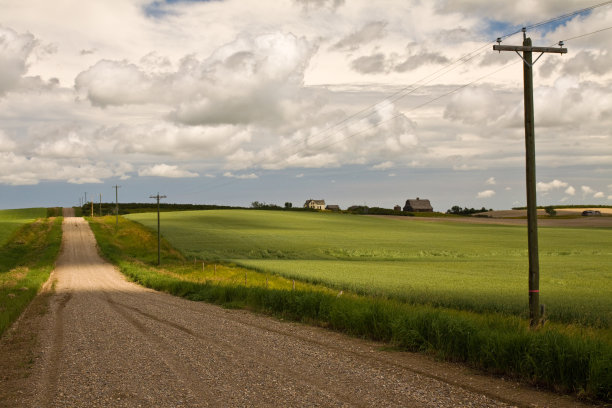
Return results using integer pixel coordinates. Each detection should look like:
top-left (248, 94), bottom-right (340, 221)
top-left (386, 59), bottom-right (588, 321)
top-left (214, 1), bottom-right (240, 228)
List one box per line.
top-left (0, 216), bottom-right (63, 336)
top-left (126, 210), bottom-right (612, 329)
top-left (0, 208), bottom-right (48, 246)
top-left (89, 215), bottom-right (612, 402)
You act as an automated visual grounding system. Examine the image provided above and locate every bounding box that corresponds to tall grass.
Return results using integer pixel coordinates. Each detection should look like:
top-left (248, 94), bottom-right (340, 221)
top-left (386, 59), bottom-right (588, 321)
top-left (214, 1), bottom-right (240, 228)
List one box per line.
top-left (89, 215), bottom-right (611, 402)
top-left (0, 217), bottom-right (63, 336)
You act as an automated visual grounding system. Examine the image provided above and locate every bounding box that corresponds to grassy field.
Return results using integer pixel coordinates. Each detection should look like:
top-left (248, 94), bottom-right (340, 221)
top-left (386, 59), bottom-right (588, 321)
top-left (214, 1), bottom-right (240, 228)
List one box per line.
top-left (0, 216), bottom-right (63, 336)
top-left (126, 210), bottom-right (612, 329)
top-left (0, 208), bottom-right (48, 246)
top-left (89, 215), bottom-right (611, 401)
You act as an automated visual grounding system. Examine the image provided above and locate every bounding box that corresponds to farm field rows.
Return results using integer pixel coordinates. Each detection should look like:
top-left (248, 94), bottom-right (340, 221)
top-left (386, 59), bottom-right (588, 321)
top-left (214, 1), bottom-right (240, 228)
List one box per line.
top-left (126, 210), bottom-right (612, 329)
top-left (0, 208), bottom-right (47, 245)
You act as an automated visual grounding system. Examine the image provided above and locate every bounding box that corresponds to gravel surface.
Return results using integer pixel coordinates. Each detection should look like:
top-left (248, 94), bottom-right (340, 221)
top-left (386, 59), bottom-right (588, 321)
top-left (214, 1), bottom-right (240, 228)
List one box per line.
top-left (1, 216), bottom-right (599, 407)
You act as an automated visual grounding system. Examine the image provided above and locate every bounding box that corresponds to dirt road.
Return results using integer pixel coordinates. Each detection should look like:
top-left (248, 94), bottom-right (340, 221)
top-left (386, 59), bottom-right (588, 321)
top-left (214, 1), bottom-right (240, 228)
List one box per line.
top-left (0, 216), bottom-right (595, 407)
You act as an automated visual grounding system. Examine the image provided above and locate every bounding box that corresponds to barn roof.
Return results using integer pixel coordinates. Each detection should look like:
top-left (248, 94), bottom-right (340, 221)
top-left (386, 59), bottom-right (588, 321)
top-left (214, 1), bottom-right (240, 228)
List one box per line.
top-left (405, 198), bottom-right (433, 210)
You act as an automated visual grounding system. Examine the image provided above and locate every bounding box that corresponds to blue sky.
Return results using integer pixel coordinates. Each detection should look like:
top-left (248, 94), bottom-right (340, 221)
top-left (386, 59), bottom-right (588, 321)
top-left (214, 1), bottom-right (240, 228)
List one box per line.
top-left (1, 0), bottom-right (611, 210)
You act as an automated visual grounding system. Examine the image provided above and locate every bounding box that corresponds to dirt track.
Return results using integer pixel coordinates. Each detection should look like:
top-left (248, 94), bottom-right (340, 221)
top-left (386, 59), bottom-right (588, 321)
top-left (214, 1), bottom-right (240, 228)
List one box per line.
top-left (0, 215), bottom-right (598, 407)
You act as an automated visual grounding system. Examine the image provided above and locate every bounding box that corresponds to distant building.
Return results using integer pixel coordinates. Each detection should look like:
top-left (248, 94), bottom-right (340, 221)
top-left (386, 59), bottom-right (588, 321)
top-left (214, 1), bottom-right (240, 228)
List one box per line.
top-left (394, 205), bottom-right (402, 212)
top-left (403, 197), bottom-right (433, 212)
top-left (326, 204), bottom-right (340, 211)
top-left (304, 199), bottom-right (326, 210)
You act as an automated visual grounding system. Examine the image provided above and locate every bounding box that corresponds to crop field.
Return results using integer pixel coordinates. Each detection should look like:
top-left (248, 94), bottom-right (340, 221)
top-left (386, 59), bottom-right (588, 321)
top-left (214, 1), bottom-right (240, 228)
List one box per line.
top-left (126, 210), bottom-right (612, 329)
top-left (0, 208), bottom-right (47, 245)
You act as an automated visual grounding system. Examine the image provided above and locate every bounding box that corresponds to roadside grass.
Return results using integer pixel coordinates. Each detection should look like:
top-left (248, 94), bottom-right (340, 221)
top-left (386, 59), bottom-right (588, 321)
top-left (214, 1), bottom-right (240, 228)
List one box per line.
top-left (0, 208), bottom-right (48, 246)
top-left (0, 217), bottom-right (63, 336)
top-left (89, 215), bottom-right (611, 402)
top-left (126, 210), bottom-right (612, 329)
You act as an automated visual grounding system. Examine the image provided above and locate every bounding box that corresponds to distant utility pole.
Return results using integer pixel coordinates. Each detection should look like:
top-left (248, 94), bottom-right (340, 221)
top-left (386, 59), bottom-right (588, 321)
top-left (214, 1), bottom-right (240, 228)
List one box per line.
top-left (84, 192), bottom-right (87, 205)
top-left (494, 29), bottom-right (567, 328)
top-left (99, 193), bottom-right (102, 217)
top-left (90, 201), bottom-right (94, 218)
top-left (113, 185), bottom-right (121, 227)
top-left (150, 193), bottom-right (167, 266)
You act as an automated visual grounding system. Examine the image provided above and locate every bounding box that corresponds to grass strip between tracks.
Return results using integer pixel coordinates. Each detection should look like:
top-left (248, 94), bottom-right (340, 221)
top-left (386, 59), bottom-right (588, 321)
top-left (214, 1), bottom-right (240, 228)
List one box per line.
top-left (0, 217), bottom-right (63, 336)
top-left (88, 215), bottom-right (611, 402)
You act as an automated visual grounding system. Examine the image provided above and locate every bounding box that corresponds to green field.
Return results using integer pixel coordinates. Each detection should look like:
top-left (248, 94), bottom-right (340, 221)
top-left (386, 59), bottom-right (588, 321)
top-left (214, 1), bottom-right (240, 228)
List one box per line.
top-left (0, 208), bottom-right (48, 245)
top-left (126, 210), bottom-right (612, 329)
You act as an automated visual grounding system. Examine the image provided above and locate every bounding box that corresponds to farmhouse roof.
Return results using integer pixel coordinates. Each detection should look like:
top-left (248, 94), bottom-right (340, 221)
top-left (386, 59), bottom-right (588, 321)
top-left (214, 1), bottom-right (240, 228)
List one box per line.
top-left (305, 199), bottom-right (325, 205)
top-left (404, 198), bottom-right (433, 212)
top-left (326, 204), bottom-right (340, 210)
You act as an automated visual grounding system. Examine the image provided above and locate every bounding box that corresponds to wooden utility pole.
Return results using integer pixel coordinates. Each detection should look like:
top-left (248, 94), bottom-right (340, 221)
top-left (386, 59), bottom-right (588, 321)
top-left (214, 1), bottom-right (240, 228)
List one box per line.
top-left (113, 185), bottom-right (121, 227)
top-left (150, 193), bottom-right (167, 266)
top-left (90, 201), bottom-right (94, 217)
top-left (493, 30), bottom-right (567, 327)
top-left (99, 193), bottom-right (102, 216)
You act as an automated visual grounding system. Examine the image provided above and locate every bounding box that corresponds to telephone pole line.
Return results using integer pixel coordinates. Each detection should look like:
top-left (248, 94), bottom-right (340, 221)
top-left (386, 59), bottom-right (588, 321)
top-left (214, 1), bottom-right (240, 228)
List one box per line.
top-left (493, 29), bottom-right (567, 328)
top-left (113, 185), bottom-right (121, 227)
top-left (150, 193), bottom-right (167, 266)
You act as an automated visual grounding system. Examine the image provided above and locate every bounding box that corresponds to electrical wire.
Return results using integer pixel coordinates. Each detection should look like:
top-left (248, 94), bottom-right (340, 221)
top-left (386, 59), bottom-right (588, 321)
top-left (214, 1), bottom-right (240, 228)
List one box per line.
top-left (178, 5), bottom-right (612, 200)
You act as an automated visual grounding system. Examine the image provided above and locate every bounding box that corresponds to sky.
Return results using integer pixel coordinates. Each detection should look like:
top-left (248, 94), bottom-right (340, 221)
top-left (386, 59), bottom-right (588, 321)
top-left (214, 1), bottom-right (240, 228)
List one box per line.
top-left (1, 0), bottom-right (611, 211)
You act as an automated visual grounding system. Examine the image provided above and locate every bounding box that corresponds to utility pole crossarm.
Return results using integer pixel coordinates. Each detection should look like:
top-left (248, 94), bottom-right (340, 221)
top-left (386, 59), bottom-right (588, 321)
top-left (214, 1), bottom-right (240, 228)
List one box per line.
top-left (493, 45), bottom-right (567, 53)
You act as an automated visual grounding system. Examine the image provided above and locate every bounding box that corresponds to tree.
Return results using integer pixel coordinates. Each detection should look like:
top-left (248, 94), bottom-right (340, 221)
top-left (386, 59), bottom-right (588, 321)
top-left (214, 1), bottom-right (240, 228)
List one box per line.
top-left (544, 206), bottom-right (557, 216)
top-left (284, 202), bottom-right (292, 209)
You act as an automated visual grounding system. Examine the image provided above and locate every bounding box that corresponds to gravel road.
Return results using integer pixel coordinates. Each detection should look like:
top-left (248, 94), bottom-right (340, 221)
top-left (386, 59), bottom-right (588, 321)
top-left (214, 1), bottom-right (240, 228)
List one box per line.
top-left (1, 215), bottom-right (597, 407)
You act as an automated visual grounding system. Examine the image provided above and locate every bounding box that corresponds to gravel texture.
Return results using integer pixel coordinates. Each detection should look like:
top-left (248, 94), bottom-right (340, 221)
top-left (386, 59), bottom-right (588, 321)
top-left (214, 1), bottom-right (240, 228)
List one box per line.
top-left (1, 215), bottom-right (598, 407)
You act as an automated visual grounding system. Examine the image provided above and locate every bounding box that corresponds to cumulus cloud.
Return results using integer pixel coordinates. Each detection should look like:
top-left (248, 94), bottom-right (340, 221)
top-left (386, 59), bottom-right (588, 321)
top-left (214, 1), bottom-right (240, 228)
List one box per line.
top-left (485, 177), bottom-right (496, 185)
top-left (0, 25), bottom-right (38, 95)
top-left (75, 60), bottom-right (157, 107)
top-left (536, 179), bottom-right (568, 193)
top-left (0, 151), bottom-right (119, 186)
top-left (394, 49), bottom-right (450, 72)
top-left (372, 161), bottom-right (394, 170)
top-left (331, 21), bottom-right (387, 51)
top-left (223, 172), bottom-right (258, 179)
top-left (443, 86), bottom-right (503, 125)
top-left (565, 186), bottom-right (575, 196)
top-left (138, 163), bottom-right (198, 178)
top-left (477, 189), bottom-right (495, 198)
top-left (593, 192), bottom-right (604, 198)
top-left (75, 32), bottom-right (315, 127)
top-left (0, 131), bottom-right (17, 152)
top-left (581, 185), bottom-right (595, 195)
top-left (351, 53), bottom-right (387, 74)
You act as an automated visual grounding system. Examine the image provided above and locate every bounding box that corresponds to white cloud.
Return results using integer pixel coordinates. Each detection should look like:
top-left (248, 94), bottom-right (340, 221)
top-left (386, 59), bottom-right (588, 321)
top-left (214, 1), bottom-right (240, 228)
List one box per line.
top-left (372, 161), bottom-right (394, 170)
top-left (564, 186), bottom-right (576, 196)
top-left (593, 192), bottom-right (604, 198)
top-left (485, 177), bottom-right (496, 185)
top-left (537, 179), bottom-right (568, 193)
top-left (0, 131), bottom-right (17, 152)
top-left (388, 173), bottom-right (396, 177)
top-left (581, 185), bottom-right (595, 196)
top-left (477, 190), bottom-right (495, 198)
top-left (608, 195), bottom-right (612, 201)
top-left (223, 172), bottom-right (258, 179)
top-left (0, 26), bottom-right (38, 95)
top-left (138, 164), bottom-right (198, 178)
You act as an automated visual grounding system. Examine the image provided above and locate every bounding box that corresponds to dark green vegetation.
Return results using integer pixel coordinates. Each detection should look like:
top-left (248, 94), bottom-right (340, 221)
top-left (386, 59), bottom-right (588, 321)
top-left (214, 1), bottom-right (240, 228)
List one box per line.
top-left (90, 214), bottom-right (611, 401)
top-left (127, 210), bottom-right (612, 329)
top-left (0, 217), bottom-right (63, 336)
top-left (80, 202), bottom-right (240, 216)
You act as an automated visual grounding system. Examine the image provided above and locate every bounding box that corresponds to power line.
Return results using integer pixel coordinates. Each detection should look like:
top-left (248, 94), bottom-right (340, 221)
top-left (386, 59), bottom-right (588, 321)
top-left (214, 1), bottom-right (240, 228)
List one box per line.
top-left (179, 7), bottom-right (612, 201)
top-left (499, 1), bottom-right (612, 40)
top-left (561, 25), bottom-right (612, 41)
top-left (260, 2), bottom-right (612, 170)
